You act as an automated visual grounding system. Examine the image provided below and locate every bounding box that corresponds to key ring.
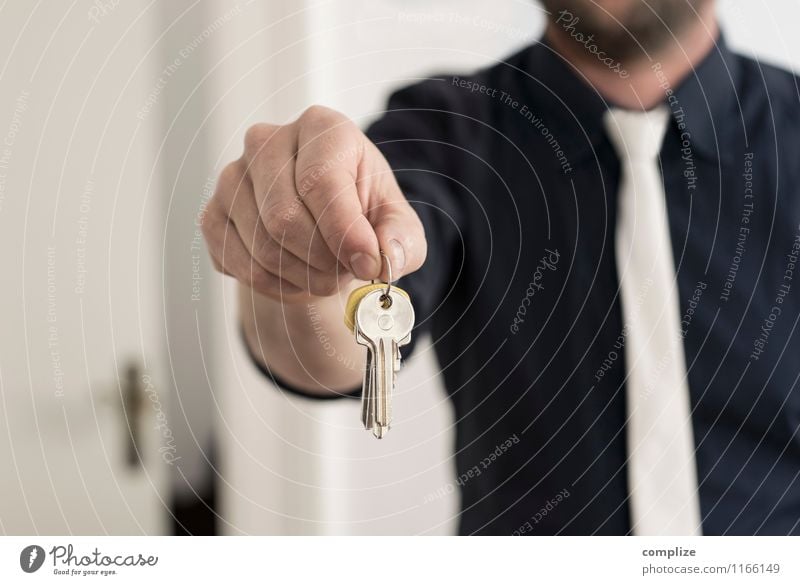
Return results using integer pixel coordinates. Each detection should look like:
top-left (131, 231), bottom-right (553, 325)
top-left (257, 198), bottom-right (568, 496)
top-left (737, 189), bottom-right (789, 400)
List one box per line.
top-left (370, 250), bottom-right (393, 308)
top-left (380, 250), bottom-right (392, 299)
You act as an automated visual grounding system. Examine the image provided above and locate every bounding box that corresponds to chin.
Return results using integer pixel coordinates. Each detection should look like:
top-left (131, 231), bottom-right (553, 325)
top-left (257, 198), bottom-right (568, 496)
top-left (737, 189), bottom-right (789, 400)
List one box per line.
top-left (568, 0), bottom-right (641, 28)
top-left (541, 0), bottom-right (711, 61)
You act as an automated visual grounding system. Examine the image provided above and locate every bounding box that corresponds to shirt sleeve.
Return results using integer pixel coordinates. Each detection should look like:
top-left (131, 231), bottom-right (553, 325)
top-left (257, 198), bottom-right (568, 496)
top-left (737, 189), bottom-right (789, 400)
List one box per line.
top-left (240, 324), bottom-right (362, 400)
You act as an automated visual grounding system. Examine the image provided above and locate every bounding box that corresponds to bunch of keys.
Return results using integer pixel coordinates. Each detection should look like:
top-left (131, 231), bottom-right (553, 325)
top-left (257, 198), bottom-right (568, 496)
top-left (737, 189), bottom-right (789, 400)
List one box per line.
top-left (344, 252), bottom-right (415, 439)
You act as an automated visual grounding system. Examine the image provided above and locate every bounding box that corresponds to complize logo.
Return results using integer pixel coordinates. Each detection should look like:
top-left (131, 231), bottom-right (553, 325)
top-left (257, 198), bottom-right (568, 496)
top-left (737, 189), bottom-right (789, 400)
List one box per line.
top-left (19, 543), bottom-right (158, 577)
top-left (20, 545), bottom-right (46, 573)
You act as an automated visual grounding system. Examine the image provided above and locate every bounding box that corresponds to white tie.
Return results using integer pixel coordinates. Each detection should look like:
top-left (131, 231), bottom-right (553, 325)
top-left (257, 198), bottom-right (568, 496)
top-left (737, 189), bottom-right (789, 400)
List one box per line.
top-left (603, 106), bottom-right (702, 536)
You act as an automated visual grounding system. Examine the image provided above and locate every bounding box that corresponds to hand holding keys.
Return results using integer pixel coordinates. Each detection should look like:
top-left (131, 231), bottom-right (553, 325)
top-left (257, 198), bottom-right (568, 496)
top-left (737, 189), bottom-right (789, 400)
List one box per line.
top-left (344, 253), bottom-right (415, 439)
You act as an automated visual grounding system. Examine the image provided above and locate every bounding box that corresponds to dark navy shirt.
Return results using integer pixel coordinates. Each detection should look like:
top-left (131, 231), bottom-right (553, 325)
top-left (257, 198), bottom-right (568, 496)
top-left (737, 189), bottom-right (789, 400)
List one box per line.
top-left (259, 34), bottom-right (800, 535)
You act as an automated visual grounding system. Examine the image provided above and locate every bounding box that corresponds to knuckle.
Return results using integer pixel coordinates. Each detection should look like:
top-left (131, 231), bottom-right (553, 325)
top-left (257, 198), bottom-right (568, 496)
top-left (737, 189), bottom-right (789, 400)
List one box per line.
top-left (251, 236), bottom-right (281, 268)
top-left (243, 123), bottom-right (276, 159)
top-left (299, 104), bottom-right (336, 125)
top-left (310, 248), bottom-right (339, 272)
top-left (323, 219), bottom-right (360, 250)
top-left (298, 107), bottom-right (360, 148)
top-left (294, 162), bottom-right (332, 198)
top-left (217, 161), bottom-right (243, 192)
top-left (264, 211), bottom-right (292, 238)
top-left (248, 269), bottom-right (276, 293)
top-left (234, 259), bottom-right (270, 290)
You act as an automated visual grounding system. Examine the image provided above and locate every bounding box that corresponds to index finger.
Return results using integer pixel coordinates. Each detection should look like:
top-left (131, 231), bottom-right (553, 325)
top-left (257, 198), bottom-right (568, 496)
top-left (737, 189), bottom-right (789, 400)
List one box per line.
top-left (294, 107), bottom-right (381, 280)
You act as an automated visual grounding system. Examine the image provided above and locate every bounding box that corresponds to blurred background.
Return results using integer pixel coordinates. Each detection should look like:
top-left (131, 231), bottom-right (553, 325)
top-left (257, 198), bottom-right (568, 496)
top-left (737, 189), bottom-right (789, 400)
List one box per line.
top-left (0, 0), bottom-right (797, 535)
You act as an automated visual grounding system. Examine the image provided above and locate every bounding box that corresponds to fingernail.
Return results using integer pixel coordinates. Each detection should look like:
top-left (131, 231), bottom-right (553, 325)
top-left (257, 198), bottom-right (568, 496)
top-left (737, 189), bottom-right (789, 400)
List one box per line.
top-left (389, 239), bottom-right (406, 273)
top-left (349, 253), bottom-right (379, 280)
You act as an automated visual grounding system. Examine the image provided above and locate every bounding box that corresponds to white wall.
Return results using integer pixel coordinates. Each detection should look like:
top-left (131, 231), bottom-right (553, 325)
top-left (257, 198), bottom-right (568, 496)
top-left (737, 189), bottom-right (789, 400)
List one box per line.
top-left (212, 0), bottom-right (800, 535)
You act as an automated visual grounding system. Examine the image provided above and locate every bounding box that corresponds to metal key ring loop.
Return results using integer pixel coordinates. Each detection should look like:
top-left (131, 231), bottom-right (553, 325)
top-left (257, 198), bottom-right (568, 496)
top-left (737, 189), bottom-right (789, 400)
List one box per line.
top-left (379, 250), bottom-right (392, 299)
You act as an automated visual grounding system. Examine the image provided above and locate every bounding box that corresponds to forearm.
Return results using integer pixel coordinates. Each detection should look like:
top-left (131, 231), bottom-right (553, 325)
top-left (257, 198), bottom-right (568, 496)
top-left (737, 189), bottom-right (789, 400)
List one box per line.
top-left (239, 282), bottom-right (364, 396)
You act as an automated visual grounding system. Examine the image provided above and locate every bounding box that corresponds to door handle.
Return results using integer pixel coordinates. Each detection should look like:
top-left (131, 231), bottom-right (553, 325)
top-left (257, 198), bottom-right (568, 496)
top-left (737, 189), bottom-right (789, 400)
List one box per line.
top-left (120, 361), bottom-right (145, 469)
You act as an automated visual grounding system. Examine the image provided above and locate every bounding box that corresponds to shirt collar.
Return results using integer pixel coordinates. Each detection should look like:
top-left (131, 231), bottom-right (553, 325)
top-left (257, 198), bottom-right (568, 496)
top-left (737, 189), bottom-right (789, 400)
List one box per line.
top-left (519, 32), bottom-right (741, 164)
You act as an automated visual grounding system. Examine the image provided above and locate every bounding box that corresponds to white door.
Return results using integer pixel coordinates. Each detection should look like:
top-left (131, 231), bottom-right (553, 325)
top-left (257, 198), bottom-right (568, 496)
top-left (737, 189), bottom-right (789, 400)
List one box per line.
top-left (0, 1), bottom-right (169, 534)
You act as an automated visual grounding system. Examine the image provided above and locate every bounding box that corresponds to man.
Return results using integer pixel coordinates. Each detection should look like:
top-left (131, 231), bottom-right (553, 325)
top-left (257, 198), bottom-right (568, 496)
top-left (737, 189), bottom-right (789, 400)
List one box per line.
top-left (202, 0), bottom-right (800, 535)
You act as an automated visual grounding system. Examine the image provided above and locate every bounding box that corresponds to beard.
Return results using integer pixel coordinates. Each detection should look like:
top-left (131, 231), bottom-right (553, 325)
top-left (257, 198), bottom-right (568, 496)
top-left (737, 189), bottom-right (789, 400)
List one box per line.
top-left (541, 0), bottom-right (712, 62)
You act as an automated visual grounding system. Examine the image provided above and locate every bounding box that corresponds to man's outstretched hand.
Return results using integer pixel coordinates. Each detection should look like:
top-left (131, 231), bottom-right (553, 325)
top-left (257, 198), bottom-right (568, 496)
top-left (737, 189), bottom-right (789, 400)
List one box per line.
top-left (202, 105), bottom-right (426, 302)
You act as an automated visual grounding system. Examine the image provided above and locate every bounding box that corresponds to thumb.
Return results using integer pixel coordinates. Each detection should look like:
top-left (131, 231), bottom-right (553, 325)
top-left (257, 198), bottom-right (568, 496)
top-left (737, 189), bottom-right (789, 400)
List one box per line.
top-left (370, 189), bottom-right (427, 283)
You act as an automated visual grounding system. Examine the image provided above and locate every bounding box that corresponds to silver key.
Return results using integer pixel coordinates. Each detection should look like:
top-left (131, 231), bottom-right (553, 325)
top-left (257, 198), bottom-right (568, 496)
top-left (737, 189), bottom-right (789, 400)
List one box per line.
top-left (360, 334), bottom-right (375, 430)
top-left (356, 305), bottom-right (379, 431)
top-left (358, 325), bottom-right (401, 433)
top-left (355, 289), bottom-right (414, 439)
